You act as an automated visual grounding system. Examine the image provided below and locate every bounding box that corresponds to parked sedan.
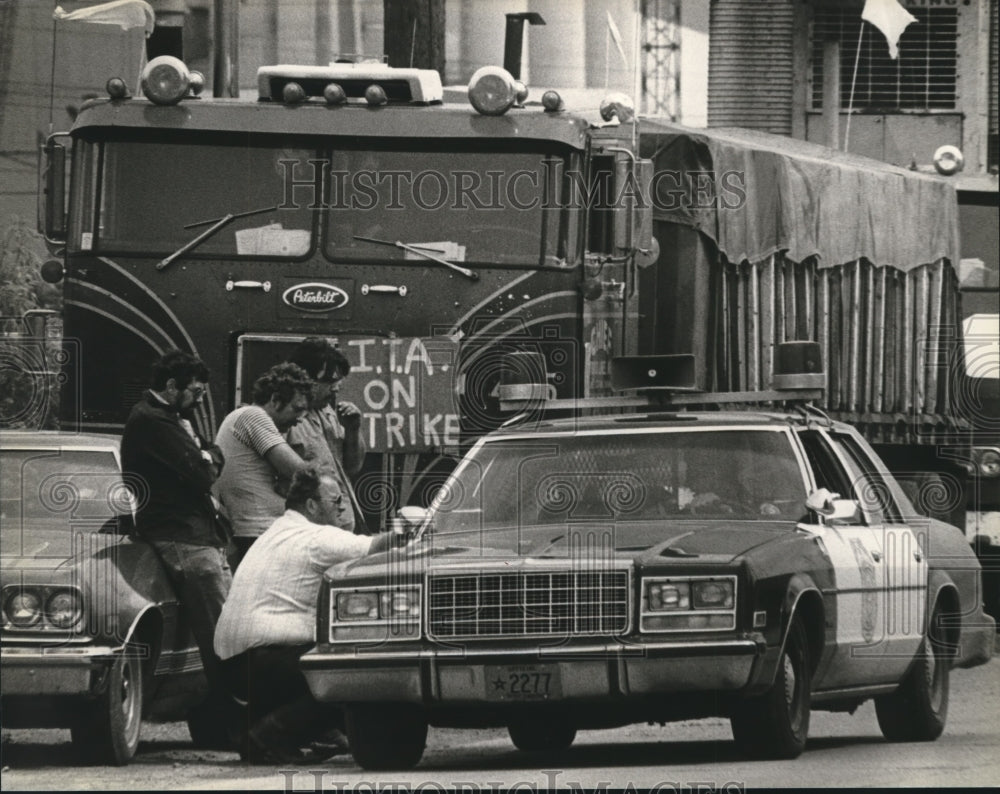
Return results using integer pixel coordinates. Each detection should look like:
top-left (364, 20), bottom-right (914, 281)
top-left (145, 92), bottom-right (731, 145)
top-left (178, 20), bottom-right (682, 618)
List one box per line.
top-left (0, 431), bottom-right (212, 764)
top-left (301, 411), bottom-right (996, 770)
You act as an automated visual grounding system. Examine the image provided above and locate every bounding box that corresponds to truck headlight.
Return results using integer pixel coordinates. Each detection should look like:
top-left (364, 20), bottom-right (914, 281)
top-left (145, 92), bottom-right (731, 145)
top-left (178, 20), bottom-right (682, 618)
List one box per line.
top-left (641, 576), bottom-right (737, 632)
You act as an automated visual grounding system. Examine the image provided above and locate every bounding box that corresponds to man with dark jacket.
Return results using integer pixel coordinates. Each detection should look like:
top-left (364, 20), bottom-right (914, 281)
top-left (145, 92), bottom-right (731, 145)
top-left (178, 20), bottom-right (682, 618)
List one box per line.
top-left (121, 350), bottom-right (233, 737)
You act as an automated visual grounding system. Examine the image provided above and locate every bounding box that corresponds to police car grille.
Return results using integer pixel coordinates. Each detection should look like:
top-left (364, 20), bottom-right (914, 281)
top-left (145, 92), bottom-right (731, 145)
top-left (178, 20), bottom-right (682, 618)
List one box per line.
top-left (428, 571), bottom-right (629, 638)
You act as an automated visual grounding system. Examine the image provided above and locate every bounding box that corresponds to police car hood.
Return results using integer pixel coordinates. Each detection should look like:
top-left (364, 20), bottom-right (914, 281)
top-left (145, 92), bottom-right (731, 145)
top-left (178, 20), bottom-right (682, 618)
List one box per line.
top-left (336, 519), bottom-right (795, 576)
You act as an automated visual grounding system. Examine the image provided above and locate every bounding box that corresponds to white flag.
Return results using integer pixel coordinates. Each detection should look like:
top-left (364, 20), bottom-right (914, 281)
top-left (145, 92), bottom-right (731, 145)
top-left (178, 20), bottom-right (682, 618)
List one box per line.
top-left (861, 0), bottom-right (917, 59)
top-left (606, 11), bottom-right (628, 68)
top-left (54, 0), bottom-right (156, 37)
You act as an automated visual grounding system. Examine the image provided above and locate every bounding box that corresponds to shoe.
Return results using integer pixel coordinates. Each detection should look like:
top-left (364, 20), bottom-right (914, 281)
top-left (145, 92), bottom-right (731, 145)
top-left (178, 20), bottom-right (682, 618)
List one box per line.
top-left (306, 728), bottom-right (350, 760)
top-left (241, 719), bottom-right (306, 766)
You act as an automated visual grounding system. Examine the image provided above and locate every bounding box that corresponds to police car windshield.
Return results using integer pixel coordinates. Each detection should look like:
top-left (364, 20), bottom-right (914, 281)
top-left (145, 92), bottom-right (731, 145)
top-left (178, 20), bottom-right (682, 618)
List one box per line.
top-left (423, 429), bottom-right (808, 551)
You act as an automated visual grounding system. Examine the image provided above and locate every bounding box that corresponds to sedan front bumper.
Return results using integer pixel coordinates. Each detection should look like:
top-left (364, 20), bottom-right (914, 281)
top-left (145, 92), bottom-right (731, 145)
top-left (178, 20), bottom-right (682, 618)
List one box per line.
top-left (302, 637), bottom-right (766, 705)
top-left (0, 644), bottom-right (121, 696)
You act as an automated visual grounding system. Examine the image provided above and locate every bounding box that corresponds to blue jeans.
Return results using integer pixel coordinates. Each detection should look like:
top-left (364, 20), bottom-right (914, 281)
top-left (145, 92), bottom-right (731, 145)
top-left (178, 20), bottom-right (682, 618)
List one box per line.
top-left (150, 541), bottom-right (232, 692)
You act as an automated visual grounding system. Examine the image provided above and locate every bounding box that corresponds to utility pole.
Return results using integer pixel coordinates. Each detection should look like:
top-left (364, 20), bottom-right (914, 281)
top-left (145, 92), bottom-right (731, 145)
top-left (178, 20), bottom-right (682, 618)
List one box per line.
top-left (213, 0), bottom-right (238, 97)
top-left (383, 0), bottom-right (444, 72)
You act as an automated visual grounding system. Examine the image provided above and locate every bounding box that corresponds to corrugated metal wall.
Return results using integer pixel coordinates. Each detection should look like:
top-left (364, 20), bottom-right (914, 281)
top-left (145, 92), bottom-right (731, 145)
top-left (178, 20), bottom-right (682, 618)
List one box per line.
top-left (707, 0), bottom-right (795, 134)
top-left (712, 256), bottom-right (963, 443)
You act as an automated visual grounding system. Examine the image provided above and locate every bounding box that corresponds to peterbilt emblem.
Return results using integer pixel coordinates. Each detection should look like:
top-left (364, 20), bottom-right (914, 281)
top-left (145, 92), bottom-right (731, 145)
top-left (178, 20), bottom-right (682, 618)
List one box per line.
top-left (281, 282), bottom-right (349, 312)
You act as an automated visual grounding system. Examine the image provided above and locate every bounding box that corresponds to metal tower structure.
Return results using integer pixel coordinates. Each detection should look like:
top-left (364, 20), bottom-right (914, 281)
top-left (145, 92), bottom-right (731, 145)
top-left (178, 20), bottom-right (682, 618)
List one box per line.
top-left (639, 0), bottom-right (680, 119)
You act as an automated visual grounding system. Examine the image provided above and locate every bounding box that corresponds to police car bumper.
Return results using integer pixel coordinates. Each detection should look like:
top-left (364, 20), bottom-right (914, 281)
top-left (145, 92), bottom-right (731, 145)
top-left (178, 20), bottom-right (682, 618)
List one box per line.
top-left (301, 638), bottom-right (765, 705)
top-left (0, 644), bottom-right (120, 696)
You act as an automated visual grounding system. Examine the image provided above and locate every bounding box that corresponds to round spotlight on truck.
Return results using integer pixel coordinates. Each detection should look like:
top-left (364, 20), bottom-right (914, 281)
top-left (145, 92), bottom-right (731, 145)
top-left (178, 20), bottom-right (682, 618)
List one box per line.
top-left (467, 66), bottom-right (517, 116)
top-left (365, 84), bottom-right (388, 106)
top-left (141, 56), bottom-right (191, 105)
top-left (282, 82), bottom-right (306, 103)
top-left (541, 90), bottom-right (564, 113)
top-left (188, 70), bottom-right (205, 96)
top-left (324, 83), bottom-right (347, 105)
top-left (106, 77), bottom-right (130, 100)
top-left (600, 92), bottom-right (635, 123)
top-left (933, 144), bottom-right (964, 176)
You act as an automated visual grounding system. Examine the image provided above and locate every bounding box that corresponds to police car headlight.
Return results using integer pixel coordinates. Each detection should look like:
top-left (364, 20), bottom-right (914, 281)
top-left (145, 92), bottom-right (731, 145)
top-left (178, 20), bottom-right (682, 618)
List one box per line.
top-left (330, 586), bottom-right (421, 643)
top-left (335, 591), bottom-right (380, 620)
top-left (641, 576), bottom-right (737, 632)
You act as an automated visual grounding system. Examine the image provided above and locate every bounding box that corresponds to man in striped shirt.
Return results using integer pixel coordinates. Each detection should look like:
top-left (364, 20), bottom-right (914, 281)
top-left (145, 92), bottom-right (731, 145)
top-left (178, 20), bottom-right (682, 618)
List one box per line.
top-left (213, 363), bottom-right (313, 561)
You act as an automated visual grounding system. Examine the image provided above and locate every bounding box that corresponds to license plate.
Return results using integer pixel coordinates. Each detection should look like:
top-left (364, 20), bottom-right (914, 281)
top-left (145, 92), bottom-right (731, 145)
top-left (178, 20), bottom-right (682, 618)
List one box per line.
top-left (485, 664), bottom-right (561, 701)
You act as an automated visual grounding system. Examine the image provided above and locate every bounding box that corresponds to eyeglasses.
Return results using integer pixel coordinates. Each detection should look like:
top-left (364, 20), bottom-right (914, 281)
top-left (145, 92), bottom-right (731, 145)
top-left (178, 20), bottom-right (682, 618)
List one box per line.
top-left (319, 494), bottom-right (344, 507)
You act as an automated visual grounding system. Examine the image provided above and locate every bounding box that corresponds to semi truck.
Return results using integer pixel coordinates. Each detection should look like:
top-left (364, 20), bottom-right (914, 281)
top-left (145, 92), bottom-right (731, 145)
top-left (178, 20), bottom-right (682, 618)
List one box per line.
top-left (34, 54), bottom-right (970, 530)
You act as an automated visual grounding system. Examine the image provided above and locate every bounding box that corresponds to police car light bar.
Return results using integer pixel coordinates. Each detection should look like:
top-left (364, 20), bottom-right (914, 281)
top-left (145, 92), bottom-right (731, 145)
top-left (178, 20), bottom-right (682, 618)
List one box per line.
top-left (257, 64), bottom-right (443, 104)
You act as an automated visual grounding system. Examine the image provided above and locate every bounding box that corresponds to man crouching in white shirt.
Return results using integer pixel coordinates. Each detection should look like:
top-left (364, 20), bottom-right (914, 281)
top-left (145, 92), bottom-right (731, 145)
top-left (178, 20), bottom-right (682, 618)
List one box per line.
top-left (214, 466), bottom-right (398, 764)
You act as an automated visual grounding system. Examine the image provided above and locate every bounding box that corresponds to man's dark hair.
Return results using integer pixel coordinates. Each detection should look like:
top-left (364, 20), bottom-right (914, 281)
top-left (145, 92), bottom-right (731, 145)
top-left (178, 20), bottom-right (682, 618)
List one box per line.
top-left (285, 465), bottom-right (339, 511)
top-left (251, 362), bottom-right (312, 407)
top-left (290, 336), bottom-right (351, 381)
top-left (150, 350), bottom-right (209, 391)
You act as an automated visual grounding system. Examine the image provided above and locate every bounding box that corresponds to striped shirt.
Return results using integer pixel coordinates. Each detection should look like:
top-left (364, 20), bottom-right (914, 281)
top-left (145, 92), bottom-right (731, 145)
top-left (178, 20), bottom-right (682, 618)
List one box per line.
top-left (213, 405), bottom-right (287, 538)
top-left (213, 509), bottom-right (373, 659)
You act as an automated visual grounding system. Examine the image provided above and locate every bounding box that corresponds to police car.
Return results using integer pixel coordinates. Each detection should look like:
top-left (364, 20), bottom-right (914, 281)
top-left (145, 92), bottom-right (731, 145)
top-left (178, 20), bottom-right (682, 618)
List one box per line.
top-left (301, 365), bottom-right (995, 770)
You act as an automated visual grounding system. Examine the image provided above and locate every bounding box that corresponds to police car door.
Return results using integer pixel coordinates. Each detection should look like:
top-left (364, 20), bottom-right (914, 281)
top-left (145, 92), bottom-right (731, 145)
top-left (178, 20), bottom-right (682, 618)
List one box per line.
top-left (797, 429), bottom-right (887, 688)
top-left (826, 429), bottom-right (928, 681)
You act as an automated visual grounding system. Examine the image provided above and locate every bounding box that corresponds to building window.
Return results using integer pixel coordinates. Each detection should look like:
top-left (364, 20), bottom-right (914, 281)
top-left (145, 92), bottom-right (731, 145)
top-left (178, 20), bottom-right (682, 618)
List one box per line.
top-left (810, 5), bottom-right (958, 112)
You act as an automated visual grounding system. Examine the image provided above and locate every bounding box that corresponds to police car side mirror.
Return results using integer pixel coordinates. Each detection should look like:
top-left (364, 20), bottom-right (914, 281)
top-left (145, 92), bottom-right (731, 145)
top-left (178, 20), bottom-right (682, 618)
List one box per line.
top-left (805, 488), bottom-right (861, 525)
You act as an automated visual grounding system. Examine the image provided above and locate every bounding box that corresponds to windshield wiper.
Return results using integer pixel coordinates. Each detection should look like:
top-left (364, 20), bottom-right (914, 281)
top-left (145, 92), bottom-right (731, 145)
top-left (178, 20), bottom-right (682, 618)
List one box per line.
top-left (354, 236), bottom-right (479, 281)
top-left (157, 205), bottom-right (277, 271)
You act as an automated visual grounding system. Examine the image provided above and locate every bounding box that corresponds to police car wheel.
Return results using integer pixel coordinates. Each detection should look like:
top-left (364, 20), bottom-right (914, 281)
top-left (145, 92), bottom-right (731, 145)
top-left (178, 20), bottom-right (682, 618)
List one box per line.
top-left (730, 618), bottom-right (811, 759)
top-left (874, 600), bottom-right (950, 742)
top-left (70, 650), bottom-right (144, 765)
top-left (346, 703), bottom-right (427, 770)
top-left (507, 719), bottom-right (576, 752)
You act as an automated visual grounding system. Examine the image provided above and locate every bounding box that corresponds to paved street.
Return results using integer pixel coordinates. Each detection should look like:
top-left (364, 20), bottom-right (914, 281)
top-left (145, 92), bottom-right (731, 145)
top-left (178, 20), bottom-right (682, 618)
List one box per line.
top-left (2, 656), bottom-right (997, 791)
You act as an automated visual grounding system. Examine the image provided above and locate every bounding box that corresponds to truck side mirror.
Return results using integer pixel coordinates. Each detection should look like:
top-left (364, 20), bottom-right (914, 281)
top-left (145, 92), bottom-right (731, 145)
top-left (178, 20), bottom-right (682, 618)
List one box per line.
top-left (39, 135), bottom-right (70, 243)
top-left (613, 156), bottom-right (654, 255)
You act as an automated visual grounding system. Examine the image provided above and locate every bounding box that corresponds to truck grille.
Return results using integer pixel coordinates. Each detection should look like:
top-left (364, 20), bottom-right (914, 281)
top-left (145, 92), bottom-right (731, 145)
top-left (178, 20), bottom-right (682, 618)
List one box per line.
top-left (428, 571), bottom-right (629, 639)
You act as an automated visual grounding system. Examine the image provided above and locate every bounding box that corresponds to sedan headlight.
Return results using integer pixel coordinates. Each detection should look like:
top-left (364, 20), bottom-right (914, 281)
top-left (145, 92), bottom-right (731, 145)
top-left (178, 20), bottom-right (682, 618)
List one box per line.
top-left (330, 586), bottom-right (421, 643)
top-left (46, 589), bottom-right (84, 629)
top-left (641, 576), bottom-right (737, 632)
top-left (2, 585), bottom-right (84, 631)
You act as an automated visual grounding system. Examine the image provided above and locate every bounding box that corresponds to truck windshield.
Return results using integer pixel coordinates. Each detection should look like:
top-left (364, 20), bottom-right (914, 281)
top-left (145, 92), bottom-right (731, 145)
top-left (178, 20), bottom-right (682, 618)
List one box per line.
top-left (90, 137), bottom-right (315, 257)
top-left (424, 429), bottom-right (807, 552)
top-left (81, 136), bottom-right (576, 267)
top-left (321, 148), bottom-right (573, 267)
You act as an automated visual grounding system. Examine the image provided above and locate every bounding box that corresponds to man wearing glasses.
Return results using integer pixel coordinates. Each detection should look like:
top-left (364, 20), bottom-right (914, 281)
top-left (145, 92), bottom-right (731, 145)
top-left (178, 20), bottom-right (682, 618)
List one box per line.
top-left (121, 349), bottom-right (236, 743)
top-left (214, 466), bottom-right (398, 764)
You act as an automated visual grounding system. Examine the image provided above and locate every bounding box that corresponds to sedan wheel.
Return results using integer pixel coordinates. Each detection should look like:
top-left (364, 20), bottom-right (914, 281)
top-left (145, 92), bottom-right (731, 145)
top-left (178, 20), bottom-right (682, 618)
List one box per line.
top-left (71, 651), bottom-right (144, 765)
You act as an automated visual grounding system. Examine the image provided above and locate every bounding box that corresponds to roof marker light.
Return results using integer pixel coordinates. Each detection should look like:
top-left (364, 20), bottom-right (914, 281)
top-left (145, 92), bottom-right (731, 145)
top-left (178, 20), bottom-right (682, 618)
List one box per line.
top-left (106, 77), bottom-right (130, 100)
top-left (324, 83), bottom-right (347, 105)
top-left (365, 84), bottom-right (388, 106)
top-left (282, 82), bottom-right (306, 103)
top-left (514, 80), bottom-right (528, 106)
top-left (141, 55), bottom-right (190, 105)
top-left (468, 66), bottom-right (517, 116)
top-left (541, 90), bottom-right (563, 113)
top-left (188, 71), bottom-right (205, 96)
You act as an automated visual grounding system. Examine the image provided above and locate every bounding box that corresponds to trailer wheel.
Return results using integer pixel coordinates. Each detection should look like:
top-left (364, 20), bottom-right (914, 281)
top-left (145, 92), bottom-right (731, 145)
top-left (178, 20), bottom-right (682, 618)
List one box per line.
top-left (875, 599), bottom-right (950, 742)
top-left (508, 719), bottom-right (576, 752)
top-left (70, 651), bottom-right (143, 765)
top-left (731, 617), bottom-right (811, 759)
top-left (346, 704), bottom-right (427, 770)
